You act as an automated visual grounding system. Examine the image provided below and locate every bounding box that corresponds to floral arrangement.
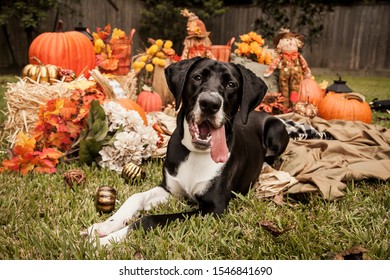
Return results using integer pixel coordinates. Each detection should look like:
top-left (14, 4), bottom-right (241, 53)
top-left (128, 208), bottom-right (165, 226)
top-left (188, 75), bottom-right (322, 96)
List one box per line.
top-left (234, 31), bottom-right (274, 65)
top-left (1, 84), bottom-right (161, 175)
top-left (132, 39), bottom-right (178, 88)
top-left (0, 86), bottom-right (105, 175)
top-left (257, 92), bottom-right (290, 115)
top-left (93, 24), bottom-right (130, 72)
top-left (98, 101), bottom-right (159, 173)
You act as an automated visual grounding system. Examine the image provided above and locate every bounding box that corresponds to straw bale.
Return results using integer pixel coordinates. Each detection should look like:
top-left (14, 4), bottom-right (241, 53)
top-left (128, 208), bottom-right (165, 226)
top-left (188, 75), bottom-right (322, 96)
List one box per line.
top-left (3, 77), bottom-right (84, 146)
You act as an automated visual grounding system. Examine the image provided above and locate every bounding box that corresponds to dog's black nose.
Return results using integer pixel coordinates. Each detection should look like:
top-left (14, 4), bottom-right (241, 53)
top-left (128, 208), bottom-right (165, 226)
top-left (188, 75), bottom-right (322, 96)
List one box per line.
top-left (199, 94), bottom-right (222, 115)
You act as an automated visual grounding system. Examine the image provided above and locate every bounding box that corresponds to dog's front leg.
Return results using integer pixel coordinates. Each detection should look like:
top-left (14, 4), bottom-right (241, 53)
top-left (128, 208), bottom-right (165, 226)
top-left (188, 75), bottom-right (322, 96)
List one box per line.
top-left (85, 186), bottom-right (170, 240)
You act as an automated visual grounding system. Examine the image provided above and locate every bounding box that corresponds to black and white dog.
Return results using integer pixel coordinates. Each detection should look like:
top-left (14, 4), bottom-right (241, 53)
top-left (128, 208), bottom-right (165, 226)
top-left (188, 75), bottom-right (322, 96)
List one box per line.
top-left (85, 57), bottom-right (289, 246)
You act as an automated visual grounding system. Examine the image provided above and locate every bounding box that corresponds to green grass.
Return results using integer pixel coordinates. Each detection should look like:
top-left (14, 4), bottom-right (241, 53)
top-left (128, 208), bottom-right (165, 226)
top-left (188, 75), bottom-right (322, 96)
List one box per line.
top-left (0, 73), bottom-right (389, 260)
top-left (0, 75), bottom-right (17, 125)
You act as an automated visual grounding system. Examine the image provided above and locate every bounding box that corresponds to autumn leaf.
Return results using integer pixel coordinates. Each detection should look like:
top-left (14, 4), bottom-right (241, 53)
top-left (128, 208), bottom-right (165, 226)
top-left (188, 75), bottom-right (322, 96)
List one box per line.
top-left (72, 89), bottom-right (105, 123)
top-left (111, 28), bottom-right (127, 40)
top-left (70, 88), bottom-right (83, 102)
top-left (99, 58), bottom-right (118, 71)
top-left (43, 99), bottom-right (63, 119)
top-left (13, 132), bottom-right (36, 155)
top-left (66, 122), bottom-right (84, 139)
top-left (95, 23), bottom-right (111, 40)
top-left (19, 161), bottom-right (37, 175)
top-left (33, 163), bottom-right (57, 174)
top-left (106, 44), bottom-right (113, 57)
top-left (104, 24), bottom-right (111, 37)
top-left (32, 148), bottom-right (62, 174)
top-left (1, 157), bottom-right (25, 173)
top-left (34, 148), bottom-right (62, 160)
top-left (259, 220), bottom-right (295, 237)
top-left (94, 38), bottom-right (106, 54)
top-left (47, 131), bottom-right (74, 150)
top-left (59, 103), bottom-right (78, 119)
top-left (1, 152), bottom-right (36, 175)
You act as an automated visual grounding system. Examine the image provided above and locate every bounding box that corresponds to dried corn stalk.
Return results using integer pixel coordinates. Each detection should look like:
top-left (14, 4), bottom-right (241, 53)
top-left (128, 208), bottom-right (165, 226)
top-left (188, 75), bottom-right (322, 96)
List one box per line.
top-left (91, 69), bottom-right (138, 101)
top-left (90, 70), bottom-right (115, 99)
top-left (121, 69), bottom-right (138, 100)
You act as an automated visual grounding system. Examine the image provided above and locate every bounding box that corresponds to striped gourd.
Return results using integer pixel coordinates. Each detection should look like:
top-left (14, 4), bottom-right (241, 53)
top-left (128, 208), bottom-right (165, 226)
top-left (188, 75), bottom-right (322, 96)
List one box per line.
top-left (95, 186), bottom-right (117, 213)
top-left (122, 162), bottom-right (145, 183)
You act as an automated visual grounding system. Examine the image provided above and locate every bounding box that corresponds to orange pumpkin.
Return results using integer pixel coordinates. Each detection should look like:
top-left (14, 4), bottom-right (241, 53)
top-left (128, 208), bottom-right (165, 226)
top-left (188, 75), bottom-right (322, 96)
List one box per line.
top-left (318, 92), bottom-right (372, 124)
top-left (28, 21), bottom-right (95, 78)
top-left (136, 90), bottom-right (163, 113)
top-left (299, 78), bottom-right (325, 106)
top-left (115, 98), bottom-right (148, 125)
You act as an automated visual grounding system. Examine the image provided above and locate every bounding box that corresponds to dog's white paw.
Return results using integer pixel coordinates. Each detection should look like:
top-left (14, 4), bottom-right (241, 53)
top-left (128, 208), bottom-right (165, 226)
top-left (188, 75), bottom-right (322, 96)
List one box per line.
top-left (82, 218), bottom-right (125, 238)
top-left (85, 222), bottom-right (112, 238)
top-left (81, 226), bottom-right (129, 247)
top-left (81, 221), bottom-right (130, 247)
top-left (97, 226), bottom-right (130, 246)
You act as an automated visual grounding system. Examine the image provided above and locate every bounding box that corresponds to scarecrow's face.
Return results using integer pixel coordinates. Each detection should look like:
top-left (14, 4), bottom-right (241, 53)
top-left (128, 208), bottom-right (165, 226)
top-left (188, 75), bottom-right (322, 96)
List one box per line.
top-left (277, 37), bottom-right (302, 53)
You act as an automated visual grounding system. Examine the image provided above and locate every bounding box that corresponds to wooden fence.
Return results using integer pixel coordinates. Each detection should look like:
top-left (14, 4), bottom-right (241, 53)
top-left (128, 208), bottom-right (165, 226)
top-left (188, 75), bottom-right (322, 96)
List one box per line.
top-left (1, 1), bottom-right (389, 74)
top-left (207, 4), bottom-right (390, 73)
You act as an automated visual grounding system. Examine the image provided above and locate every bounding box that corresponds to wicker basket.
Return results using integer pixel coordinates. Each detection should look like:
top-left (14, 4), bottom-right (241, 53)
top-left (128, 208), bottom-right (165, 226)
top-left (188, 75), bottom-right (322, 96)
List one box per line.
top-left (209, 37), bottom-right (235, 62)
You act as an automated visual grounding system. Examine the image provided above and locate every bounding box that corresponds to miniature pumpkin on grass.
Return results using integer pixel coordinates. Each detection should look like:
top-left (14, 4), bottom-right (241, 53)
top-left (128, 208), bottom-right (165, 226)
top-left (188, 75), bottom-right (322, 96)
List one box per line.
top-left (122, 162), bottom-right (145, 183)
top-left (318, 92), bottom-right (372, 124)
top-left (96, 186), bottom-right (117, 213)
top-left (28, 20), bottom-right (95, 78)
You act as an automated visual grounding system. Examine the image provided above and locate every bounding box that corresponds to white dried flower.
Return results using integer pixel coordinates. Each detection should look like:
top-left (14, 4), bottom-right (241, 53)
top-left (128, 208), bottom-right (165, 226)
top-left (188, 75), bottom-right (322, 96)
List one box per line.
top-left (98, 101), bottom-right (159, 173)
top-left (103, 101), bottom-right (144, 132)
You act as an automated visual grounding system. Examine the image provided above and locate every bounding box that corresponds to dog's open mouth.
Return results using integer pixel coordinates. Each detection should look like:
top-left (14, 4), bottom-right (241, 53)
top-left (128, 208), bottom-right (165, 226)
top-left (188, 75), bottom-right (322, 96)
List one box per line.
top-left (188, 120), bottom-right (229, 163)
top-left (189, 121), bottom-right (212, 148)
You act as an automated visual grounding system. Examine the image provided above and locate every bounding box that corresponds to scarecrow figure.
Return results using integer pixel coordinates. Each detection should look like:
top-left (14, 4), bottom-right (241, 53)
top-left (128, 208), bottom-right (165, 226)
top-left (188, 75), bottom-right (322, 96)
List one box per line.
top-left (180, 9), bottom-right (215, 60)
top-left (264, 28), bottom-right (312, 108)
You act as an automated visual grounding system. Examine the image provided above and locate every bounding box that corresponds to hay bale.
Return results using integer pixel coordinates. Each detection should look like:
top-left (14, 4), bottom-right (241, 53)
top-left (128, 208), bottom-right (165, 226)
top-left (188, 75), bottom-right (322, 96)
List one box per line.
top-left (3, 78), bottom-right (86, 146)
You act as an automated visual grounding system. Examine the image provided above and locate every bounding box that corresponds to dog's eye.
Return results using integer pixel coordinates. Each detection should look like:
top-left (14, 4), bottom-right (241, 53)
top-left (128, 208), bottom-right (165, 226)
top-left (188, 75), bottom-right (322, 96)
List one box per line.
top-left (193, 74), bottom-right (202, 82)
top-left (227, 81), bottom-right (237, 88)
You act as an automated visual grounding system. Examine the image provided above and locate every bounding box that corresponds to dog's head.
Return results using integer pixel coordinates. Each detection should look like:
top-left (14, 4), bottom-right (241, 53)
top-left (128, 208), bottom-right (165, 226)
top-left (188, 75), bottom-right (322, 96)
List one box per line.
top-left (165, 57), bottom-right (267, 163)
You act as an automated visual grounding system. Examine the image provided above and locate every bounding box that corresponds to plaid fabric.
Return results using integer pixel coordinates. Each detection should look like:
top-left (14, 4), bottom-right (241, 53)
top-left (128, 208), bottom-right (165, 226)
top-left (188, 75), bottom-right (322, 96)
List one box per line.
top-left (278, 118), bottom-right (334, 140)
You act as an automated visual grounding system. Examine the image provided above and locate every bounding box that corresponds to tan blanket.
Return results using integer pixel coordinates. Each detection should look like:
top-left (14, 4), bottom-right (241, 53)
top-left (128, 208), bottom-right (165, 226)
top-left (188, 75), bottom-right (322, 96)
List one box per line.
top-left (273, 113), bottom-right (390, 200)
top-left (152, 112), bottom-right (390, 201)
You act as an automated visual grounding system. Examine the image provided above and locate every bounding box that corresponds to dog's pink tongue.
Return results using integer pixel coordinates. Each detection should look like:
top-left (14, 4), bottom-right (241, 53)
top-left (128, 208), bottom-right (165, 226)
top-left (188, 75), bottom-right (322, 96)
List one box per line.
top-left (210, 125), bottom-right (229, 163)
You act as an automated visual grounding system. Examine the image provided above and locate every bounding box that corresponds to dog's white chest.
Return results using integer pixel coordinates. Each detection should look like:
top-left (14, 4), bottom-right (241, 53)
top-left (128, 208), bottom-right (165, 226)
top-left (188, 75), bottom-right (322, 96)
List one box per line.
top-left (165, 152), bottom-right (225, 201)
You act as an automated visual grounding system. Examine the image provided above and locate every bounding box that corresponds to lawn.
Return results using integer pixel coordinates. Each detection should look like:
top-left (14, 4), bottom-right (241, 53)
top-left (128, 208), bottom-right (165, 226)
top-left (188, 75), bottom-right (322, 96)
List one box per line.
top-left (0, 71), bottom-right (389, 260)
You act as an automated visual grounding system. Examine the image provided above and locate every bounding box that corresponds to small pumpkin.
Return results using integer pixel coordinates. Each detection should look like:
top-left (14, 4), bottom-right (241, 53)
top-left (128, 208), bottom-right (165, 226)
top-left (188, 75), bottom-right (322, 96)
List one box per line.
top-left (22, 57), bottom-right (59, 84)
top-left (116, 98), bottom-right (148, 125)
top-left (122, 162), bottom-right (145, 183)
top-left (136, 90), bottom-right (163, 113)
top-left (318, 92), bottom-right (372, 124)
top-left (293, 101), bottom-right (318, 118)
top-left (28, 20), bottom-right (95, 78)
top-left (95, 186), bottom-right (117, 213)
top-left (299, 78), bottom-right (325, 106)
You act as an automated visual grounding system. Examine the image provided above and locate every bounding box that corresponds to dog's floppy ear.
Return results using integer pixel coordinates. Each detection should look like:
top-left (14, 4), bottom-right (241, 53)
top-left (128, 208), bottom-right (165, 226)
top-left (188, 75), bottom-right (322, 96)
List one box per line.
top-left (234, 64), bottom-right (268, 124)
top-left (263, 116), bottom-right (289, 165)
top-left (165, 57), bottom-right (204, 110)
